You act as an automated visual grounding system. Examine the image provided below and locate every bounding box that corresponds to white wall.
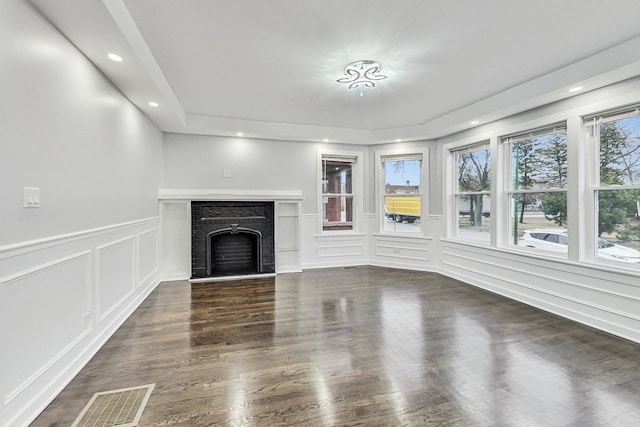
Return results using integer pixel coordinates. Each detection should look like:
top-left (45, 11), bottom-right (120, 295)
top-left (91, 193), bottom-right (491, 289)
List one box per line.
top-left (0, 1), bottom-right (163, 425)
top-left (163, 133), bottom-right (370, 214)
top-left (162, 134), bottom-right (373, 270)
top-left (0, 1), bottom-right (162, 247)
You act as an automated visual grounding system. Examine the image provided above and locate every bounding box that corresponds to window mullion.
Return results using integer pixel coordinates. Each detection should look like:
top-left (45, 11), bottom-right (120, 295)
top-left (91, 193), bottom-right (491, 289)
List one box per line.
top-left (509, 188), bottom-right (567, 194)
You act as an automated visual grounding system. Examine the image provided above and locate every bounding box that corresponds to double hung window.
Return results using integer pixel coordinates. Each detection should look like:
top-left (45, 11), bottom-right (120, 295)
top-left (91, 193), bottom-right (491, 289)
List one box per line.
top-left (445, 103), bottom-right (640, 268)
top-left (380, 153), bottom-right (423, 233)
top-left (587, 106), bottom-right (640, 264)
top-left (504, 124), bottom-right (568, 253)
top-left (321, 154), bottom-right (355, 231)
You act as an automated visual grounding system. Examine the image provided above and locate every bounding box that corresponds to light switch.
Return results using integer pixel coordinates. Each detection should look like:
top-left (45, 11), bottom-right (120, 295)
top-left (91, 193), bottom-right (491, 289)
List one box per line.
top-left (223, 170), bottom-right (231, 178)
top-left (23, 187), bottom-right (40, 208)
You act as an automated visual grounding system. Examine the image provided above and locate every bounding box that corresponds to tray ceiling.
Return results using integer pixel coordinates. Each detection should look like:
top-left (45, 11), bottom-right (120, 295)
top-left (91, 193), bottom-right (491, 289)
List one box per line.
top-left (29, 0), bottom-right (640, 143)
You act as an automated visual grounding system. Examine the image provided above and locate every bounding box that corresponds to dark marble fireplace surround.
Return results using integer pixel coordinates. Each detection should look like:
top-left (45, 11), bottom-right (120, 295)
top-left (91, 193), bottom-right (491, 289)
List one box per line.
top-left (191, 201), bottom-right (275, 278)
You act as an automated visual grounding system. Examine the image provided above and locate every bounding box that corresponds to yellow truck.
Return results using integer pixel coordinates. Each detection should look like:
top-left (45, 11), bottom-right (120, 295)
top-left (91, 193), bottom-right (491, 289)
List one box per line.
top-left (385, 195), bottom-right (420, 223)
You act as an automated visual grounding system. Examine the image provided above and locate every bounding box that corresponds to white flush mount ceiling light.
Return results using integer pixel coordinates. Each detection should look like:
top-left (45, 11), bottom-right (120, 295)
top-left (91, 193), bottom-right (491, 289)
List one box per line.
top-left (337, 60), bottom-right (388, 95)
top-left (568, 86), bottom-right (583, 93)
top-left (148, 102), bottom-right (159, 107)
top-left (107, 53), bottom-right (122, 62)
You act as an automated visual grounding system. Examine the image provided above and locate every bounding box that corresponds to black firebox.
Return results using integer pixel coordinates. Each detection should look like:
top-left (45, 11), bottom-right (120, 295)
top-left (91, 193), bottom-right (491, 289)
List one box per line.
top-left (191, 201), bottom-right (275, 278)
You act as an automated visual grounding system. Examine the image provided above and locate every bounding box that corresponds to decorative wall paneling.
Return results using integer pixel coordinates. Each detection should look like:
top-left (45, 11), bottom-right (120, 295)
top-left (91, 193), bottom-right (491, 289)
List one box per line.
top-left (439, 239), bottom-right (640, 344)
top-left (0, 218), bottom-right (160, 426)
top-left (366, 215), bottom-right (441, 271)
top-left (370, 234), bottom-right (432, 271)
top-left (96, 236), bottom-right (136, 322)
top-left (300, 214), bottom-right (369, 269)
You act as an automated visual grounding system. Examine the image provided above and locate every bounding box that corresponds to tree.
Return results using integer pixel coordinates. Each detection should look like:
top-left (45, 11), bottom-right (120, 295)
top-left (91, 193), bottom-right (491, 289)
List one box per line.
top-left (513, 139), bottom-right (539, 224)
top-left (598, 190), bottom-right (632, 236)
top-left (541, 192), bottom-right (567, 226)
top-left (597, 121), bottom-right (640, 240)
top-left (599, 122), bottom-right (628, 185)
top-left (458, 149), bottom-right (490, 226)
top-left (535, 132), bottom-right (568, 226)
top-left (536, 132), bottom-right (567, 187)
top-left (458, 150), bottom-right (490, 192)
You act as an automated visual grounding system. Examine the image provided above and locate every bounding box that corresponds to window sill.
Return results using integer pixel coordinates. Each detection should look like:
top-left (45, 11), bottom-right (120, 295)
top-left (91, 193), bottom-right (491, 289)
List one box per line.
top-left (315, 232), bottom-right (367, 238)
top-left (373, 232), bottom-right (432, 240)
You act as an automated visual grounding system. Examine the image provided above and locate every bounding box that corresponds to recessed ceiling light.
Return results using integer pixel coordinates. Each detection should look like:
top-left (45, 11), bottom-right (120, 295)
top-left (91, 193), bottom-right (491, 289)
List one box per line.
top-left (568, 86), bottom-right (583, 93)
top-left (148, 102), bottom-right (159, 107)
top-left (107, 53), bottom-right (123, 62)
top-left (395, 139), bottom-right (402, 142)
top-left (470, 120), bottom-right (480, 125)
top-left (323, 138), bottom-right (329, 142)
top-left (236, 132), bottom-right (244, 137)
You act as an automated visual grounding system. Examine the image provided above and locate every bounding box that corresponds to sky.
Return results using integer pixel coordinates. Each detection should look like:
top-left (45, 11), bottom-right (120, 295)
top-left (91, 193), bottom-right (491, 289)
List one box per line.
top-left (384, 160), bottom-right (421, 186)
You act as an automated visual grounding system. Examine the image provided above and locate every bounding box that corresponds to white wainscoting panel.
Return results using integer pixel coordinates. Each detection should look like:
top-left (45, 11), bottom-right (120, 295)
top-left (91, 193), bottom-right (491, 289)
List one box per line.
top-left (440, 240), bottom-right (640, 343)
top-left (0, 252), bottom-right (91, 407)
top-left (96, 236), bottom-right (136, 322)
top-left (317, 241), bottom-right (364, 258)
top-left (137, 228), bottom-right (159, 287)
top-left (371, 234), bottom-right (433, 271)
top-left (0, 218), bottom-right (160, 426)
top-left (301, 214), bottom-right (368, 269)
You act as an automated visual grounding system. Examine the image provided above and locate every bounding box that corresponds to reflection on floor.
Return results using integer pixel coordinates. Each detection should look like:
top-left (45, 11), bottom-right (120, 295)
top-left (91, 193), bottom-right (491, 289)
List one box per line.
top-left (33, 266), bottom-right (640, 426)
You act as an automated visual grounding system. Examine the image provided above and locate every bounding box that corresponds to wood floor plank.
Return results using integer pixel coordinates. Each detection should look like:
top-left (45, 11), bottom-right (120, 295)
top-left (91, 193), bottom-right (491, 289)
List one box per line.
top-left (31, 267), bottom-right (640, 426)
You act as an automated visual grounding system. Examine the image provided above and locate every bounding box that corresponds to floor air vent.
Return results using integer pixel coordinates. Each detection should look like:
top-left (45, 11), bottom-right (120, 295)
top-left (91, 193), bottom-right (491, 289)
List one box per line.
top-left (71, 383), bottom-right (155, 427)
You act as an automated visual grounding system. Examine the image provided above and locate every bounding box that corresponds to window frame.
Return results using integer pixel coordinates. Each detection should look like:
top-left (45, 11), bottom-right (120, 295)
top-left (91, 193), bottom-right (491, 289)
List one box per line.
top-left (441, 94), bottom-right (640, 272)
top-left (317, 148), bottom-right (363, 234)
top-left (584, 105), bottom-right (640, 266)
top-left (501, 123), bottom-right (569, 253)
top-left (375, 148), bottom-right (428, 235)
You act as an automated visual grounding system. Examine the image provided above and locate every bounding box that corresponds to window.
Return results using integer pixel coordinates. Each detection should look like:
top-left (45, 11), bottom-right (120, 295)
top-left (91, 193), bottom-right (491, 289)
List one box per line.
top-left (380, 153), bottom-right (423, 233)
top-left (587, 106), bottom-right (640, 264)
top-left (452, 143), bottom-right (491, 243)
top-left (504, 124), bottom-right (568, 254)
top-left (321, 154), bottom-right (356, 231)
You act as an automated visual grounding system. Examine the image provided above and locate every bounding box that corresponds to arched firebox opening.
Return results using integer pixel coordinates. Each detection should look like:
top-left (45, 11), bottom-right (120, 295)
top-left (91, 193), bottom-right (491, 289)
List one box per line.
top-left (206, 226), bottom-right (263, 276)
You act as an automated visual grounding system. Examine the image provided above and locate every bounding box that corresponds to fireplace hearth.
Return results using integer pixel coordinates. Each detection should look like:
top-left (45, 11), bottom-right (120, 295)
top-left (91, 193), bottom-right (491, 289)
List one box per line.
top-left (191, 201), bottom-right (275, 278)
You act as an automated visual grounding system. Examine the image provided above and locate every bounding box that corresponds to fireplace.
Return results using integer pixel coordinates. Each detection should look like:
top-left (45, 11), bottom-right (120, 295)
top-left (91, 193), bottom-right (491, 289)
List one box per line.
top-left (191, 201), bottom-right (275, 278)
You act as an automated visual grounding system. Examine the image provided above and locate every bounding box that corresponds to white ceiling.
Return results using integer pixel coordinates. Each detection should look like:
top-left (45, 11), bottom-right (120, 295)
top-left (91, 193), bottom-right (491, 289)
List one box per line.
top-left (29, 0), bottom-right (640, 144)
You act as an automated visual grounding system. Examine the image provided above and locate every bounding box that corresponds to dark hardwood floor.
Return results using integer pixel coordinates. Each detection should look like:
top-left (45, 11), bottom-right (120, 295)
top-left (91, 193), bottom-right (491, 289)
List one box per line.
top-left (32, 266), bottom-right (640, 426)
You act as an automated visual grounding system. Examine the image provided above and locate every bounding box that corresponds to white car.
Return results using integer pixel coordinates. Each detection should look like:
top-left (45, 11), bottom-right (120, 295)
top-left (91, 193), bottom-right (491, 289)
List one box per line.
top-left (518, 228), bottom-right (640, 263)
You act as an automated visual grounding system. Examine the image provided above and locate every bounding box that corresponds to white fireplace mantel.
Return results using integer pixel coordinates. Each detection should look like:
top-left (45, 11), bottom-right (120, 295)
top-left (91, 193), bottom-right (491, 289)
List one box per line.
top-left (158, 188), bottom-right (303, 201)
top-left (158, 189), bottom-right (303, 280)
